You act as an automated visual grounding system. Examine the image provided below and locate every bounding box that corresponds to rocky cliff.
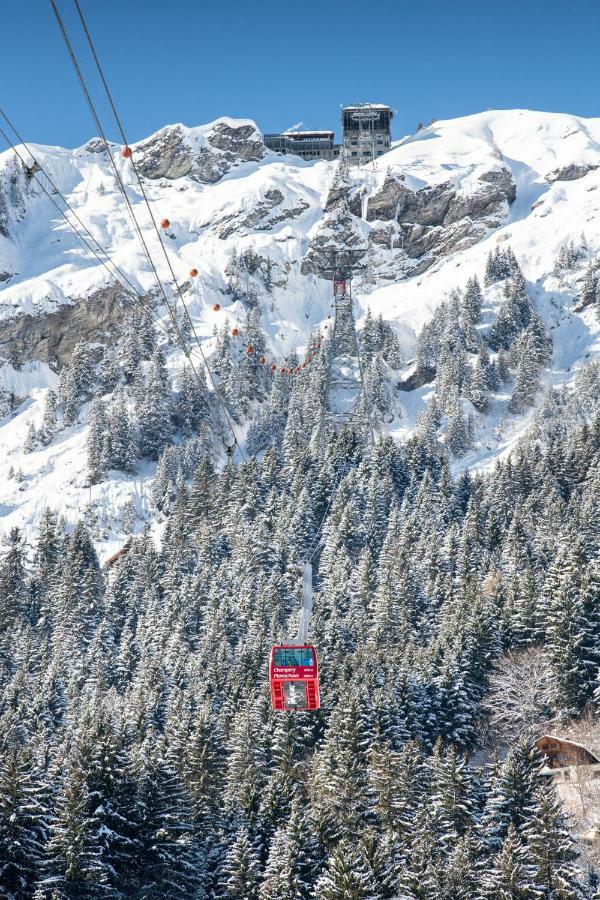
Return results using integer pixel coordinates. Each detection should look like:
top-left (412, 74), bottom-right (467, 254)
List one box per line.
top-left (0, 108), bottom-right (599, 374)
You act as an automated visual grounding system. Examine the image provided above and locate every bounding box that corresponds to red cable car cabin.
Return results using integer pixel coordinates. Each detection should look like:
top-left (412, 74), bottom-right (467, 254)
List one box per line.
top-left (269, 645), bottom-right (320, 711)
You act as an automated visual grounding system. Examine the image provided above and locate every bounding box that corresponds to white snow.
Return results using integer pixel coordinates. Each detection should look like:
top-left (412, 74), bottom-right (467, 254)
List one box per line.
top-left (1, 109), bottom-right (600, 554)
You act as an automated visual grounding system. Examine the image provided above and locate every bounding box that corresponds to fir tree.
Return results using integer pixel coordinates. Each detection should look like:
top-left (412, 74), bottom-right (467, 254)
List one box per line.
top-left (87, 399), bottom-right (109, 483)
top-left (137, 357), bottom-right (173, 460)
top-left (42, 758), bottom-right (111, 897)
top-left (314, 840), bottom-right (376, 900)
top-left (23, 420), bottom-right (38, 453)
top-left (482, 823), bottom-right (535, 900)
top-left (39, 389), bottom-right (58, 444)
top-left (0, 740), bottom-right (49, 898)
top-left (106, 388), bottom-right (136, 473)
top-left (469, 346), bottom-right (491, 413)
top-left (218, 824), bottom-right (261, 900)
top-left (524, 786), bottom-right (584, 899)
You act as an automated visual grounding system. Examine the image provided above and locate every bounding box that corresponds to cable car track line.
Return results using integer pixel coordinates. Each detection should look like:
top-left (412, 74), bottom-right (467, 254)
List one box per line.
top-left (50, 0), bottom-right (244, 460)
top-left (0, 109), bottom-right (149, 301)
top-left (0, 123), bottom-right (136, 300)
top-left (65, 0), bottom-right (246, 461)
top-left (0, 113), bottom-right (234, 443)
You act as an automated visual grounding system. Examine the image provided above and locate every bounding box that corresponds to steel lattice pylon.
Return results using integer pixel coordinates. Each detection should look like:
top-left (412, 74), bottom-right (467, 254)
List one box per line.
top-left (313, 249), bottom-right (373, 441)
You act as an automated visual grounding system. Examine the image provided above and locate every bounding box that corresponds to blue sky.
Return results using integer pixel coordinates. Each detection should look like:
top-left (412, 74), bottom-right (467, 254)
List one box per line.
top-left (1, 0), bottom-right (599, 148)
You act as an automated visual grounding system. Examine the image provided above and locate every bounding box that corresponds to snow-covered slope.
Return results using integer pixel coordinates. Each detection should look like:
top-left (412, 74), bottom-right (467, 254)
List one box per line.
top-left (1, 108), bottom-right (600, 555)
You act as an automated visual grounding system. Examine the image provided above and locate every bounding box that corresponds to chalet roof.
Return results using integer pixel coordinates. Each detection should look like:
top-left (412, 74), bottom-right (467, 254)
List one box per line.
top-left (103, 539), bottom-right (132, 570)
top-left (536, 734), bottom-right (600, 763)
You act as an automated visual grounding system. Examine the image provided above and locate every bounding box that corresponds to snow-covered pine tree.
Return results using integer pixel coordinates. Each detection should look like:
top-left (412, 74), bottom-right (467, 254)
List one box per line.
top-left (314, 840), bottom-right (376, 900)
top-left (176, 364), bottom-right (210, 437)
top-left (136, 356), bottom-right (173, 460)
top-left (86, 398), bottom-right (109, 483)
top-left (524, 785), bottom-right (585, 899)
top-left (107, 387), bottom-right (137, 472)
top-left (489, 270), bottom-right (533, 351)
top-left (446, 389), bottom-right (472, 458)
top-left (0, 739), bottom-right (49, 897)
top-left (39, 388), bottom-right (58, 444)
top-left (217, 824), bottom-right (261, 900)
top-left (23, 419), bottom-right (38, 453)
top-left (469, 346), bottom-right (491, 412)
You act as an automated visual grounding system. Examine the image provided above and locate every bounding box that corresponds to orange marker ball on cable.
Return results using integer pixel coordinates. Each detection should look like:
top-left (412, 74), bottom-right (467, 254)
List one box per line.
top-left (212, 303), bottom-right (221, 312)
top-left (231, 327), bottom-right (239, 337)
top-left (122, 146), bottom-right (132, 158)
top-left (161, 218), bottom-right (170, 230)
top-left (246, 345), bottom-right (254, 354)
top-left (189, 268), bottom-right (198, 277)
top-left (259, 356), bottom-right (266, 364)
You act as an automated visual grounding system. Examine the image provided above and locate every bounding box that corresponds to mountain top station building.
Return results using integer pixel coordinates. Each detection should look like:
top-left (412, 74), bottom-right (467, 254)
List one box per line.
top-left (262, 131), bottom-right (340, 161)
top-left (264, 104), bottom-right (394, 165)
top-left (342, 104), bottom-right (394, 162)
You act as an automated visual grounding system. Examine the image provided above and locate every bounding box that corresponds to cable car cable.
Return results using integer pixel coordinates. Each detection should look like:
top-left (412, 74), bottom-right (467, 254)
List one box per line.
top-left (72, 0), bottom-right (326, 391)
top-left (50, 0), bottom-right (245, 461)
top-left (0, 115), bottom-right (231, 384)
top-left (65, 0), bottom-right (246, 461)
top-left (0, 110), bottom-right (144, 300)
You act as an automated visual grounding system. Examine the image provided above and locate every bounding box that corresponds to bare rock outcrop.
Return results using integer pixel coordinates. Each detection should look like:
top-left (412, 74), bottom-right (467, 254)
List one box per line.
top-left (546, 163), bottom-right (598, 183)
top-left (0, 284), bottom-right (135, 369)
top-left (366, 167), bottom-right (515, 231)
top-left (216, 189), bottom-right (310, 239)
top-left (362, 165), bottom-right (516, 272)
top-left (134, 121), bottom-right (266, 185)
top-left (305, 163), bottom-right (516, 280)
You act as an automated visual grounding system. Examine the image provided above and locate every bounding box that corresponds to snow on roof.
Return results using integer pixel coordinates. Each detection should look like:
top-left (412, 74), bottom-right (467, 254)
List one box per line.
top-left (343, 103), bottom-right (392, 111)
top-left (536, 734), bottom-right (600, 763)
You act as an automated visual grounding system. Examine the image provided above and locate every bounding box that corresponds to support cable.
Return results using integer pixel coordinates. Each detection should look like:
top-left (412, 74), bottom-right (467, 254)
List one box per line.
top-left (66, 0), bottom-right (246, 460)
top-left (0, 111), bottom-right (323, 400)
top-left (50, 0), bottom-right (245, 459)
top-left (1, 111), bottom-right (141, 299)
top-left (0, 114), bottom-right (226, 373)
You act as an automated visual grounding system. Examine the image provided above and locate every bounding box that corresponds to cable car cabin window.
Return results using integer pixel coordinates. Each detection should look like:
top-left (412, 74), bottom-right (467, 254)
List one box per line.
top-left (274, 648), bottom-right (314, 668)
top-left (283, 681), bottom-right (307, 709)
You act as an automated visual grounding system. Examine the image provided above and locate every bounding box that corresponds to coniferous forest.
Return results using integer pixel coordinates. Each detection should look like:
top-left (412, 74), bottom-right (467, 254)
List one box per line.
top-left (3, 242), bottom-right (600, 899)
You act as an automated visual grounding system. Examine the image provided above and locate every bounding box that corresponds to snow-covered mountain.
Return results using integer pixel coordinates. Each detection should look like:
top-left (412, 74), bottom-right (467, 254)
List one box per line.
top-left (1, 108), bottom-right (600, 556)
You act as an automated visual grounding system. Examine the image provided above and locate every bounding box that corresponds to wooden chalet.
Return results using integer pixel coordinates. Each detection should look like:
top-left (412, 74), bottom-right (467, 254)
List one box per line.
top-left (536, 734), bottom-right (600, 770)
